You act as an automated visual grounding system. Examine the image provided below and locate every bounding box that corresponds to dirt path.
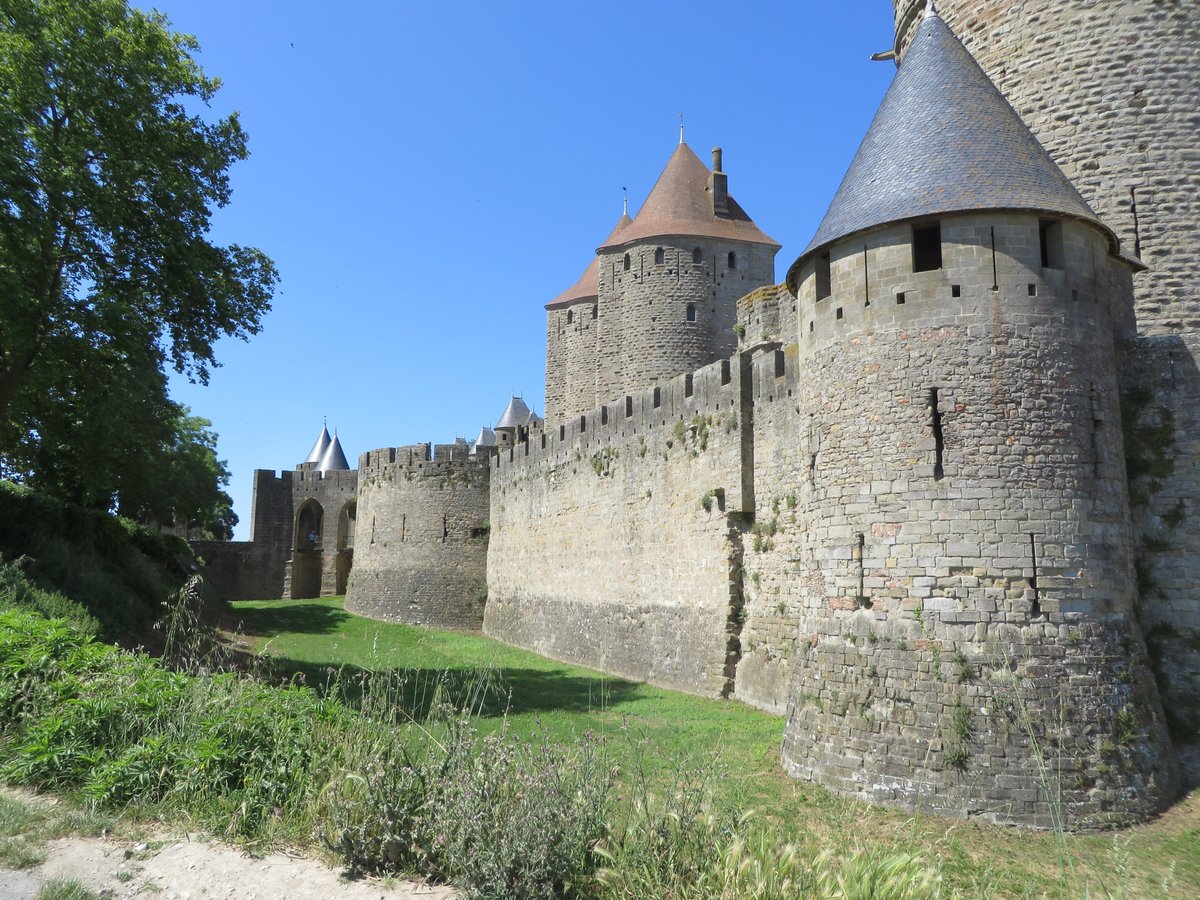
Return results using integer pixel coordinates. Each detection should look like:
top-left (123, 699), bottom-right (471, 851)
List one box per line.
top-left (1, 830), bottom-right (455, 900)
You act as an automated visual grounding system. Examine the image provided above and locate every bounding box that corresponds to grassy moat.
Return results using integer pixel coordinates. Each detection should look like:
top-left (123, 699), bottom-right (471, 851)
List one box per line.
top-left (226, 597), bottom-right (1200, 897)
top-left (1, 583), bottom-right (1197, 898)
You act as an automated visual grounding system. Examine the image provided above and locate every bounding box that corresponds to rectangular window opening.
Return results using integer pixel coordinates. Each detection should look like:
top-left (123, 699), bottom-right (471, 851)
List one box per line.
top-left (835, 307), bottom-right (844, 320)
top-left (652, 386), bottom-right (661, 408)
top-left (774, 349), bottom-right (785, 379)
top-left (912, 222), bottom-right (942, 272)
top-left (580, 415), bottom-right (587, 432)
top-left (720, 359), bottom-right (731, 385)
top-left (896, 291), bottom-right (906, 305)
top-left (684, 374), bottom-right (694, 397)
top-left (815, 252), bottom-right (832, 300)
top-left (601, 405), bottom-right (609, 425)
top-left (951, 284), bottom-right (961, 298)
top-left (1039, 218), bottom-right (1064, 269)
top-left (625, 395), bottom-right (633, 417)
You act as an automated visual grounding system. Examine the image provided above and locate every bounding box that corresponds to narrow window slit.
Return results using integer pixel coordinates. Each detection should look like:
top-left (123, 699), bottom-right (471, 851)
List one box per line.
top-left (929, 387), bottom-right (945, 481)
top-left (855, 533), bottom-right (868, 608)
top-left (1028, 533), bottom-right (1041, 618)
top-left (990, 226), bottom-right (999, 291)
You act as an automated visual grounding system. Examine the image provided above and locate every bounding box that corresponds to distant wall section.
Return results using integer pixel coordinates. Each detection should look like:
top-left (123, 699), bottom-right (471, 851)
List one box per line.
top-left (345, 443), bottom-right (490, 629)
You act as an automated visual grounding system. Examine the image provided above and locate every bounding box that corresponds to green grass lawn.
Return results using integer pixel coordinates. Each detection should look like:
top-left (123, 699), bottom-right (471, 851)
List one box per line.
top-left (229, 597), bottom-right (1200, 898)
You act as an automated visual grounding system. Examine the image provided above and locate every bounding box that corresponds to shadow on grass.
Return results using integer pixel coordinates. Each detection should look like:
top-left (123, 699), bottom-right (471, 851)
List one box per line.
top-left (228, 601), bottom-right (351, 638)
top-left (246, 650), bottom-right (646, 722)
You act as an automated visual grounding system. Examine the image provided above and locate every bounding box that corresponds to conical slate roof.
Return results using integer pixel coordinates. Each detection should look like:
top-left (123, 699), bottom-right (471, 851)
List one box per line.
top-left (316, 434), bottom-right (350, 472)
top-left (473, 425), bottom-right (496, 448)
top-left (304, 425), bottom-right (331, 465)
top-left (599, 144), bottom-right (778, 250)
top-left (496, 396), bottom-right (532, 430)
top-left (789, 7), bottom-right (1115, 283)
top-left (547, 213), bottom-right (632, 310)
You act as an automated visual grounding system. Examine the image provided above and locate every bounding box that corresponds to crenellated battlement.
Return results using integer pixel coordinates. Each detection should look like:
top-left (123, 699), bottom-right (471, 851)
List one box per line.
top-left (495, 356), bottom-right (741, 479)
top-left (358, 441), bottom-right (487, 481)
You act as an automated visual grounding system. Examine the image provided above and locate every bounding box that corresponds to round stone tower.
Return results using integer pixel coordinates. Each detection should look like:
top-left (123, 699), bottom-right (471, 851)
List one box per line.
top-left (893, 0), bottom-right (1200, 335)
top-left (780, 8), bottom-right (1178, 828)
top-left (345, 441), bottom-right (490, 628)
top-left (545, 212), bottom-right (631, 424)
top-left (594, 143), bottom-right (778, 403)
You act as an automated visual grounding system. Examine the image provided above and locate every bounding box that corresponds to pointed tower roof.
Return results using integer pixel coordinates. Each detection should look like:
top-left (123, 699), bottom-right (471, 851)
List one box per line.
top-left (304, 425), bottom-right (331, 465)
top-left (547, 213), bottom-right (632, 310)
top-left (316, 434), bottom-right (350, 472)
top-left (472, 425), bottom-right (496, 449)
top-left (496, 396), bottom-right (532, 430)
top-left (789, 7), bottom-right (1116, 285)
top-left (599, 143), bottom-right (778, 251)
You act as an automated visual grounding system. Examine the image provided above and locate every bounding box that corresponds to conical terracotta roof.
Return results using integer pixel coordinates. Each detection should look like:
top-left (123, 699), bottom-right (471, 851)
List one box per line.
top-left (547, 213), bottom-right (632, 310)
top-left (316, 434), bottom-right (350, 472)
top-left (789, 8), bottom-right (1114, 285)
top-left (496, 396), bottom-right (532, 430)
top-left (304, 425), bottom-right (331, 465)
top-left (599, 144), bottom-right (778, 251)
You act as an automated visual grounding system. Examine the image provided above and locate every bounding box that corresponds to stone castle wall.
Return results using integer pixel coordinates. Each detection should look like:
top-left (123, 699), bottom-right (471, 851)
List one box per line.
top-left (733, 343), bottom-right (808, 712)
top-left (592, 238), bottom-right (775, 413)
top-left (894, 0), bottom-right (1200, 334)
top-left (192, 539), bottom-right (289, 602)
top-left (1122, 334), bottom-right (1200, 736)
top-left (486, 356), bottom-right (752, 697)
top-left (777, 211), bottom-right (1177, 828)
top-left (345, 442), bottom-right (490, 628)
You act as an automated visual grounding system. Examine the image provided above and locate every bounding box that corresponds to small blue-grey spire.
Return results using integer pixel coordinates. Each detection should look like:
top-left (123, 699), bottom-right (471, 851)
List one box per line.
top-left (317, 433), bottom-right (350, 472)
top-left (925, 1), bottom-right (939, 19)
top-left (304, 425), bottom-right (331, 465)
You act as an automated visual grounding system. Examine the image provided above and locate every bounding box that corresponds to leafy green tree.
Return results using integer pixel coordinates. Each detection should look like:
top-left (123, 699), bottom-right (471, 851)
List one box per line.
top-left (117, 409), bottom-right (238, 540)
top-left (0, 0), bottom-right (277, 434)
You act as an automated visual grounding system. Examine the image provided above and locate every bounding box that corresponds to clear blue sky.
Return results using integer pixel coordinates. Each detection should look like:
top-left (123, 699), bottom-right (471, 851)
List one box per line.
top-left (149, 1), bottom-right (897, 539)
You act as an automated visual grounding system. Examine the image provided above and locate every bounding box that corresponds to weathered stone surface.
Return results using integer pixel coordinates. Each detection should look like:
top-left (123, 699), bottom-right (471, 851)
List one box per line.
top-left (346, 442), bottom-right (490, 629)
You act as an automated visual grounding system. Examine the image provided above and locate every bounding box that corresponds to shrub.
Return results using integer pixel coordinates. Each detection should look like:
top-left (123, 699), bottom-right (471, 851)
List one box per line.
top-left (325, 707), bottom-right (611, 898)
